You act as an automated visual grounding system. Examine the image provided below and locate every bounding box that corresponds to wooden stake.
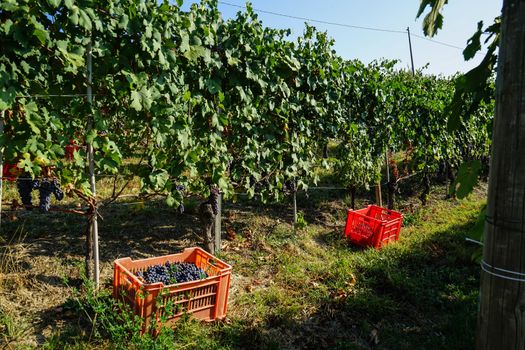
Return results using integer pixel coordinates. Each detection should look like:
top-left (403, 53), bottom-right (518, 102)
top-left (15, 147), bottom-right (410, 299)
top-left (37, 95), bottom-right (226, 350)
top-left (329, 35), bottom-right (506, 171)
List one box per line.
top-left (0, 111), bottom-right (4, 231)
top-left (214, 193), bottom-right (221, 253)
top-left (375, 182), bottom-right (382, 207)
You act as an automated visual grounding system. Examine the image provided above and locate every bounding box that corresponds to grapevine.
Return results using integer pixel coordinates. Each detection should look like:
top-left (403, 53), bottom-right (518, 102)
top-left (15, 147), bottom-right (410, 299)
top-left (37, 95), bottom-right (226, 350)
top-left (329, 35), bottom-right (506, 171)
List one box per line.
top-left (0, 0), bottom-right (495, 277)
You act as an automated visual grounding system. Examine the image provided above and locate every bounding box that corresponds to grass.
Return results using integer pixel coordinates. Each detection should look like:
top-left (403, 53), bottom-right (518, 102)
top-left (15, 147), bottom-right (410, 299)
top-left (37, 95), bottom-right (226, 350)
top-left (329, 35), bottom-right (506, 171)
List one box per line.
top-left (0, 176), bottom-right (486, 349)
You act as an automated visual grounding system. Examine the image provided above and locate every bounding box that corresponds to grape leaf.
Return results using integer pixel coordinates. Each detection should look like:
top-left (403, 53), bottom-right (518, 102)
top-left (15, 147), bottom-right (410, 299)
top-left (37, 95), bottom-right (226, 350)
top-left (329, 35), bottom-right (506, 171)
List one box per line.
top-left (450, 160), bottom-right (482, 199)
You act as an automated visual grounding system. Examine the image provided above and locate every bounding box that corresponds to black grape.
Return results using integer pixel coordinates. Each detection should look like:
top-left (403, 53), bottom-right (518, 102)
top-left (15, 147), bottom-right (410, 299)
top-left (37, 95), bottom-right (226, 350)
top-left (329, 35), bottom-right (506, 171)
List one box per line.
top-left (135, 262), bottom-right (208, 285)
top-left (254, 179), bottom-right (269, 196)
top-left (173, 183), bottom-right (185, 213)
top-left (38, 178), bottom-right (64, 212)
top-left (16, 176), bottom-right (39, 210)
top-left (283, 179), bottom-right (296, 195)
top-left (207, 187), bottom-right (220, 215)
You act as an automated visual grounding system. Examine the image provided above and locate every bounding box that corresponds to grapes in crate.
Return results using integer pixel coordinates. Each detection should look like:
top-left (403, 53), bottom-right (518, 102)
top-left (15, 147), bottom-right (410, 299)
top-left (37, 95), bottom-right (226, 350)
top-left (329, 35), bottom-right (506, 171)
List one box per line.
top-left (136, 262), bottom-right (208, 285)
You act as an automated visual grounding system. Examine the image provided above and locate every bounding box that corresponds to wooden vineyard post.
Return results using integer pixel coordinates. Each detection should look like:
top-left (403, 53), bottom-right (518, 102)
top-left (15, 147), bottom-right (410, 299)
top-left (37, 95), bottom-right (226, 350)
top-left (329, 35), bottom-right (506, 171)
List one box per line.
top-left (213, 193), bottom-right (222, 253)
top-left (476, 0), bottom-right (525, 348)
top-left (0, 111), bottom-right (4, 230)
top-left (349, 186), bottom-right (356, 210)
top-left (375, 182), bottom-right (382, 207)
top-left (293, 190), bottom-right (298, 226)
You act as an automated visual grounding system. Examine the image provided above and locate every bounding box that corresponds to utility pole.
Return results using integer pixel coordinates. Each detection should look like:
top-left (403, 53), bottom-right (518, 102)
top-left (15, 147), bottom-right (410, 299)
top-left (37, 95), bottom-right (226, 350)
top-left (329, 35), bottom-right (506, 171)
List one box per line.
top-left (407, 27), bottom-right (415, 75)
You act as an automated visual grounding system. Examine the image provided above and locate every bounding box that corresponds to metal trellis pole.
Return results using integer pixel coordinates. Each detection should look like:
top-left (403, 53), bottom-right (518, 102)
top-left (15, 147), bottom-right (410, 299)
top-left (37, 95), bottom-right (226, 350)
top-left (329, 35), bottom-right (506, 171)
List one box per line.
top-left (87, 40), bottom-right (100, 288)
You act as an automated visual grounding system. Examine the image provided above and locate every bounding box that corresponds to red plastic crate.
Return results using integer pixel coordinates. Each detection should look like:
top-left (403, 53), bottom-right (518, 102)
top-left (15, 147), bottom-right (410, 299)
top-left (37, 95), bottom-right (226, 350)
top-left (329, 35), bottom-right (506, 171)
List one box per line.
top-left (2, 163), bottom-right (20, 181)
top-left (344, 205), bottom-right (403, 249)
top-left (113, 247), bottom-right (232, 333)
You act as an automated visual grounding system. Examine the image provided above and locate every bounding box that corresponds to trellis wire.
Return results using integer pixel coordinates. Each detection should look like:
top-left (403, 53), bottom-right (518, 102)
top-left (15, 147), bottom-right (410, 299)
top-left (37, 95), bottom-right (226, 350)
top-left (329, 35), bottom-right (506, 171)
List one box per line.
top-left (16, 93), bottom-right (95, 98)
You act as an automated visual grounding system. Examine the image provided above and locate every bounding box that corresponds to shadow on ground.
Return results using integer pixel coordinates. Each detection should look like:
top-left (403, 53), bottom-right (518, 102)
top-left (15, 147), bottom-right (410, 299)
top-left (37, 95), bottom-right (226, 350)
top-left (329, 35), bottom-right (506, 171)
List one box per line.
top-left (0, 187), bottom-right (481, 349)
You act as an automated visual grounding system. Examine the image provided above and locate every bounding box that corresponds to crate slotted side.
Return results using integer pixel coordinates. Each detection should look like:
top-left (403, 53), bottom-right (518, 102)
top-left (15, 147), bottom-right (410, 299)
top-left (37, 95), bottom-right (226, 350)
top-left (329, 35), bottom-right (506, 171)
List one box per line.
top-left (345, 205), bottom-right (403, 249)
top-left (113, 247), bottom-right (232, 333)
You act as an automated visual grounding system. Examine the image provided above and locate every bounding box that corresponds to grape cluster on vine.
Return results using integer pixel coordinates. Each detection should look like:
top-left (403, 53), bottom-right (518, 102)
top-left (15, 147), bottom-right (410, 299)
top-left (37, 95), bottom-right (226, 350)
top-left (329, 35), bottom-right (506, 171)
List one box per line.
top-left (135, 262), bottom-right (208, 285)
top-left (283, 179), bottom-right (297, 195)
top-left (16, 175), bottom-right (64, 212)
top-left (205, 187), bottom-right (220, 215)
top-left (254, 179), bottom-right (269, 195)
top-left (16, 176), bottom-right (40, 210)
top-left (38, 178), bottom-right (64, 212)
top-left (174, 183), bottom-right (185, 213)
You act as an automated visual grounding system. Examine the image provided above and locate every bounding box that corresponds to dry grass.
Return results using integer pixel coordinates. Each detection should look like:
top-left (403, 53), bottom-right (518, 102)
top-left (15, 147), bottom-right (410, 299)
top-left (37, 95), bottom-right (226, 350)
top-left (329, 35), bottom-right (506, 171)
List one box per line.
top-left (0, 228), bottom-right (29, 275)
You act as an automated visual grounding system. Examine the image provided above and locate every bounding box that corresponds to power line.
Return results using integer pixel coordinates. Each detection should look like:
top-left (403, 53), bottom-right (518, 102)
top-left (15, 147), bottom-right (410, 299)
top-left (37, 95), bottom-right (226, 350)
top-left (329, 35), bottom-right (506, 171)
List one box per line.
top-left (411, 33), bottom-right (464, 50)
top-left (218, 1), bottom-right (406, 34)
top-left (218, 1), bottom-right (470, 52)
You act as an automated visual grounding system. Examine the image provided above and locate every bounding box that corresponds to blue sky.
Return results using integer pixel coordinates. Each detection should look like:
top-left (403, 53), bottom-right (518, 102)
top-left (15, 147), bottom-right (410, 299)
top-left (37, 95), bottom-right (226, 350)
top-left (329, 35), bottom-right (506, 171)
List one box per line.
top-left (180, 0), bottom-right (501, 76)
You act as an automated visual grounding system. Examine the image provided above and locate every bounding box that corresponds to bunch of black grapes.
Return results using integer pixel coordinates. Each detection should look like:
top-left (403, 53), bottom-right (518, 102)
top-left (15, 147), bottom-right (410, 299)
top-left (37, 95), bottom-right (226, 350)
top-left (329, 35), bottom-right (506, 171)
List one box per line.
top-left (136, 262), bottom-right (208, 285)
top-left (283, 179), bottom-right (296, 195)
top-left (38, 178), bottom-right (64, 212)
top-left (254, 179), bottom-right (269, 194)
top-left (205, 187), bottom-right (220, 215)
top-left (16, 176), bottom-right (64, 212)
top-left (16, 176), bottom-right (40, 210)
top-left (175, 183), bottom-right (185, 214)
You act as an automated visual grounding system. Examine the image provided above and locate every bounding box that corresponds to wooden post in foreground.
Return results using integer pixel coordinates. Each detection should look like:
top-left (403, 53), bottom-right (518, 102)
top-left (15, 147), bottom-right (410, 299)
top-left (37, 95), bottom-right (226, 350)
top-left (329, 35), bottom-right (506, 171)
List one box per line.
top-left (476, 1), bottom-right (525, 348)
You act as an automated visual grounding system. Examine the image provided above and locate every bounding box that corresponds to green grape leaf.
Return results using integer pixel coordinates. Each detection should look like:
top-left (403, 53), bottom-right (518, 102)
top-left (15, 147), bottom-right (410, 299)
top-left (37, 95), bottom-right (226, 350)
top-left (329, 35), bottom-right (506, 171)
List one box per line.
top-left (33, 28), bottom-right (49, 45)
top-left (0, 87), bottom-right (16, 110)
top-left (206, 78), bottom-right (221, 94)
top-left (450, 160), bottom-right (482, 199)
top-left (47, 0), bottom-right (61, 8)
top-left (463, 21), bottom-right (483, 61)
top-left (130, 91), bottom-right (142, 111)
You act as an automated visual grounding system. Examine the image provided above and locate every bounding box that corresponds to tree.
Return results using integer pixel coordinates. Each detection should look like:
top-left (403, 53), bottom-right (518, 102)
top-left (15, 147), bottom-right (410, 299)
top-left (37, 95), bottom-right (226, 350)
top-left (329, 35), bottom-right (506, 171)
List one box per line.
top-left (418, 0), bottom-right (525, 348)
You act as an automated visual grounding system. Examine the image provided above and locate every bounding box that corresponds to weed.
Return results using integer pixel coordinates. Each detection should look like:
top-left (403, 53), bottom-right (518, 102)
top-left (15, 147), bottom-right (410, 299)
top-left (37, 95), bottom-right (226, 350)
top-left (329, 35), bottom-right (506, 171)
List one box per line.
top-left (0, 310), bottom-right (31, 348)
top-left (295, 211), bottom-right (308, 229)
